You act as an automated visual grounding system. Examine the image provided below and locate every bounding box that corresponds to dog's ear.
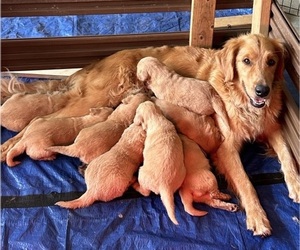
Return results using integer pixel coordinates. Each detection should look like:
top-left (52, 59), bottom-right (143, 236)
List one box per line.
top-left (216, 37), bottom-right (241, 82)
top-left (272, 40), bottom-right (286, 82)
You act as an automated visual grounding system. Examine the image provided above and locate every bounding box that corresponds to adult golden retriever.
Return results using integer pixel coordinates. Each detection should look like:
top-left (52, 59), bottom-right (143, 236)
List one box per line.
top-left (1, 33), bottom-right (299, 236)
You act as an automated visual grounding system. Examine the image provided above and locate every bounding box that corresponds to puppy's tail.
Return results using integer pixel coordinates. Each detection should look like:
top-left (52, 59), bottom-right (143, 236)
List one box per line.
top-left (160, 188), bottom-right (179, 225)
top-left (6, 143), bottom-right (25, 167)
top-left (47, 145), bottom-right (78, 158)
top-left (211, 95), bottom-right (230, 131)
top-left (55, 190), bottom-right (95, 209)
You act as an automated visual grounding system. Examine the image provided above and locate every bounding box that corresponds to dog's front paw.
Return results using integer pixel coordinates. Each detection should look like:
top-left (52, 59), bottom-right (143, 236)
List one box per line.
top-left (287, 178), bottom-right (300, 203)
top-left (246, 210), bottom-right (272, 237)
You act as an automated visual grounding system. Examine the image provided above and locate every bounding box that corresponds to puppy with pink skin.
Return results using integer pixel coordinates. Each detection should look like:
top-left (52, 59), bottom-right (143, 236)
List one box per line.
top-left (56, 123), bottom-right (146, 208)
top-left (133, 101), bottom-right (186, 225)
top-left (137, 57), bottom-right (229, 130)
top-left (5, 107), bottom-right (113, 167)
top-left (179, 134), bottom-right (238, 216)
top-left (49, 92), bottom-right (149, 163)
top-left (1, 92), bottom-right (69, 132)
top-left (152, 98), bottom-right (223, 153)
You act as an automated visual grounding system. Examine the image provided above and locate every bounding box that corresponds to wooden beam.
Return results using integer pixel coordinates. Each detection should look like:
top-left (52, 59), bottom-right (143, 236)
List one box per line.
top-left (1, 0), bottom-right (253, 17)
top-left (251, 0), bottom-right (272, 35)
top-left (215, 14), bottom-right (252, 29)
top-left (189, 0), bottom-right (216, 48)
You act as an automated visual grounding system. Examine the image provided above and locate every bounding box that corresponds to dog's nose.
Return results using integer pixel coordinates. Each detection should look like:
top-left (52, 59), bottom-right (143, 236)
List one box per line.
top-left (255, 84), bottom-right (270, 97)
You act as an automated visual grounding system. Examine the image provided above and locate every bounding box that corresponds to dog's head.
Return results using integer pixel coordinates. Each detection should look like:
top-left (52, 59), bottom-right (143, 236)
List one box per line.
top-left (217, 33), bottom-right (285, 108)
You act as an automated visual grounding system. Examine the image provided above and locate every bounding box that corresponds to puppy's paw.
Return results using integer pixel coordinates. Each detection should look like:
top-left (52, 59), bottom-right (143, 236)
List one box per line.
top-left (246, 211), bottom-right (272, 237)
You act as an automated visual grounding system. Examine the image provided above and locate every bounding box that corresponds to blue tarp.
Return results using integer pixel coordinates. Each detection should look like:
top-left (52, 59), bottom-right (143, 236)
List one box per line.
top-left (1, 126), bottom-right (299, 249)
top-left (1, 9), bottom-right (252, 39)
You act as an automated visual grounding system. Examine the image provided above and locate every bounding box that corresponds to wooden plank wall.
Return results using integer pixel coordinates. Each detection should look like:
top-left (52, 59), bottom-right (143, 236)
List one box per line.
top-left (269, 1), bottom-right (299, 165)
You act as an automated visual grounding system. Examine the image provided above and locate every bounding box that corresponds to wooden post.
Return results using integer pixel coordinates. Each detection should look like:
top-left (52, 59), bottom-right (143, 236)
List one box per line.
top-left (189, 0), bottom-right (216, 48)
top-left (251, 0), bottom-right (272, 35)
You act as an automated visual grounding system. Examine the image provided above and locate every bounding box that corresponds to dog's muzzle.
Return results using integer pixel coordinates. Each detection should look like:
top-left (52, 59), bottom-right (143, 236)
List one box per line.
top-left (243, 83), bottom-right (270, 108)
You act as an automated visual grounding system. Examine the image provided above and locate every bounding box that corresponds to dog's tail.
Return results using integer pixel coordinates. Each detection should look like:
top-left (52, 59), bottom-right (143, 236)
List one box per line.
top-left (6, 143), bottom-right (25, 167)
top-left (211, 95), bottom-right (230, 131)
top-left (160, 188), bottom-right (179, 225)
top-left (1, 75), bottom-right (64, 98)
top-left (47, 145), bottom-right (79, 158)
top-left (55, 190), bottom-right (95, 209)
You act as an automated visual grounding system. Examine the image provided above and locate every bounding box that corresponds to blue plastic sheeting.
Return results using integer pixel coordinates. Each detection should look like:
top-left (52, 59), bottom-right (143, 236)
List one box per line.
top-left (1, 125), bottom-right (299, 250)
top-left (1, 9), bottom-right (252, 39)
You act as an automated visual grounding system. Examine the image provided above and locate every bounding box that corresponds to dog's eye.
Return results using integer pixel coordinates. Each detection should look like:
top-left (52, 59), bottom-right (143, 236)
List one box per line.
top-left (267, 59), bottom-right (276, 66)
top-left (243, 58), bottom-right (251, 65)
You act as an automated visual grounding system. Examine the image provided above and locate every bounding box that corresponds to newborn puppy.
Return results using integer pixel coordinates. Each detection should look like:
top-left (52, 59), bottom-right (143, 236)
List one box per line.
top-left (0, 92), bottom-right (69, 132)
top-left (152, 98), bottom-right (223, 153)
top-left (49, 92), bottom-right (149, 163)
top-left (55, 123), bottom-right (146, 208)
top-left (137, 57), bottom-right (229, 130)
top-left (179, 134), bottom-right (238, 216)
top-left (5, 107), bottom-right (113, 167)
top-left (133, 101), bottom-right (186, 225)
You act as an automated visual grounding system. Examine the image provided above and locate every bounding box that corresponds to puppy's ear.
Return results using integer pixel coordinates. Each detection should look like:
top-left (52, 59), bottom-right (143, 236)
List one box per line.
top-left (135, 116), bottom-right (147, 130)
top-left (89, 107), bottom-right (100, 115)
top-left (216, 37), bottom-right (241, 82)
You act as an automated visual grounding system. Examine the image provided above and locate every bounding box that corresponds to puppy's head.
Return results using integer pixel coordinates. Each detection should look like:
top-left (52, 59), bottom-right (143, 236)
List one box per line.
top-left (136, 57), bottom-right (154, 82)
top-left (217, 33), bottom-right (285, 108)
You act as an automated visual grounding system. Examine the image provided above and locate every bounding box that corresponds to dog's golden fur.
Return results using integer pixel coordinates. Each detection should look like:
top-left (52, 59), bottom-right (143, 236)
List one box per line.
top-left (1, 33), bottom-right (299, 236)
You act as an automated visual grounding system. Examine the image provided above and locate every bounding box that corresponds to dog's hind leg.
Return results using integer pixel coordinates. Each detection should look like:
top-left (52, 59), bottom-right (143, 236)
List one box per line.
top-left (179, 189), bottom-right (208, 217)
top-left (1, 130), bottom-right (26, 162)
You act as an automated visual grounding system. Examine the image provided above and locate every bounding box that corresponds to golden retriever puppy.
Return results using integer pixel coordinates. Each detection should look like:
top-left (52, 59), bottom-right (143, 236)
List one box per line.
top-left (0, 92), bottom-right (69, 132)
top-left (48, 92), bottom-right (149, 163)
top-left (133, 101), bottom-right (186, 225)
top-left (179, 134), bottom-right (238, 216)
top-left (137, 56), bottom-right (229, 130)
top-left (5, 107), bottom-right (113, 166)
top-left (195, 33), bottom-right (300, 236)
top-left (152, 97), bottom-right (223, 153)
top-left (55, 123), bottom-right (146, 208)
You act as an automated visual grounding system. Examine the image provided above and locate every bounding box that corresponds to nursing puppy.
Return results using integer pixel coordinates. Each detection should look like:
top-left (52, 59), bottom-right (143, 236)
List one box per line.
top-left (5, 107), bottom-right (113, 166)
top-left (55, 123), bottom-right (146, 208)
top-left (152, 98), bottom-right (223, 153)
top-left (179, 135), bottom-right (238, 216)
top-left (137, 57), bottom-right (229, 130)
top-left (49, 92), bottom-right (149, 163)
top-left (133, 101), bottom-right (186, 225)
top-left (0, 92), bottom-right (69, 132)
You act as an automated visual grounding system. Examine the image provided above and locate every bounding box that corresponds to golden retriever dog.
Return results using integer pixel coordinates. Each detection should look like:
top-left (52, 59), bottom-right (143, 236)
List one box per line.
top-left (133, 101), bottom-right (186, 225)
top-left (48, 92), bottom-right (149, 164)
top-left (1, 33), bottom-right (299, 236)
top-left (152, 97), bottom-right (223, 153)
top-left (137, 56), bottom-right (229, 130)
top-left (55, 123), bottom-right (146, 208)
top-left (179, 134), bottom-right (238, 216)
top-left (0, 92), bottom-right (69, 132)
top-left (5, 107), bottom-right (113, 167)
